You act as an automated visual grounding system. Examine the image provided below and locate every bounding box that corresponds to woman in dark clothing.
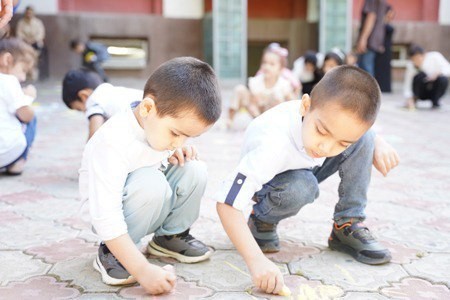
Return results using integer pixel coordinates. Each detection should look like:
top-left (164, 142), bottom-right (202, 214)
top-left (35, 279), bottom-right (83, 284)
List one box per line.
top-left (375, 5), bottom-right (395, 93)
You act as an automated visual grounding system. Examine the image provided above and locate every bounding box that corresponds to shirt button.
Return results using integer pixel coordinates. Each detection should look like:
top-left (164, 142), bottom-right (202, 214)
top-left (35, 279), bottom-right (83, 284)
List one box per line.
top-left (237, 179), bottom-right (243, 185)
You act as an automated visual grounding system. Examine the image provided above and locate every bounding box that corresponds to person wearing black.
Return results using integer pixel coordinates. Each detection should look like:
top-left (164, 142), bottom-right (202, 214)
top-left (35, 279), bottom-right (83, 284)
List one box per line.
top-left (374, 5), bottom-right (395, 93)
top-left (70, 39), bottom-right (110, 82)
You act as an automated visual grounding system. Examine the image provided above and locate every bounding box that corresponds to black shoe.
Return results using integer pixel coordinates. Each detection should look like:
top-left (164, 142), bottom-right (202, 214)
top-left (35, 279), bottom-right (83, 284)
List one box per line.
top-left (248, 214), bottom-right (280, 253)
top-left (328, 222), bottom-right (391, 265)
top-left (148, 229), bottom-right (213, 263)
top-left (93, 243), bottom-right (136, 285)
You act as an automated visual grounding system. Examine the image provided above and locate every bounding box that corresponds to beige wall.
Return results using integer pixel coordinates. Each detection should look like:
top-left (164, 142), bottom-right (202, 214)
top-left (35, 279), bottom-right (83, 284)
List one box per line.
top-left (248, 19), bottom-right (318, 67)
top-left (10, 13), bottom-right (203, 79)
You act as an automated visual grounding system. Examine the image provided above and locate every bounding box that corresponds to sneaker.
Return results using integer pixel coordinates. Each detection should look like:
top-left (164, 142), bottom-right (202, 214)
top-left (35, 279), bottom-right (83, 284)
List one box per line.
top-left (93, 243), bottom-right (136, 285)
top-left (148, 229), bottom-right (212, 263)
top-left (248, 214), bottom-right (280, 253)
top-left (328, 222), bottom-right (392, 265)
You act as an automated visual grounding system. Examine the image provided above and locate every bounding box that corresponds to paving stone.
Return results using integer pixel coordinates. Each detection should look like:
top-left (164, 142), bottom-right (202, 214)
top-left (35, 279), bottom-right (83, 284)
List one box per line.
top-left (77, 293), bottom-right (122, 299)
top-left (380, 277), bottom-right (450, 300)
top-left (251, 275), bottom-right (344, 299)
top-left (264, 240), bottom-right (321, 263)
top-left (175, 250), bottom-right (288, 292)
top-left (51, 254), bottom-right (121, 293)
top-left (4, 197), bottom-right (80, 221)
top-left (337, 292), bottom-right (390, 299)
top-left (0, 251), bottom-right (50, 285)
top-left (25, 238), bottom-right (97, 263)
top-left (289, 250), bottom-right (407, 291)
top-left (381, 240), bottom-right (422, 265)
top-left (119, 277), bottom-right (214, 299)
top-left (403, 253), bottom-right (450, 287)
top-left (190, 216), bottom-right (235, 250)
top-left (0, 190), bottom-right (55, 205)
top-left (383, 224), bottom-right (450, 252)
top-left (0, 219), bottom-right (78, 249)
top-left (0, 210), bottom-right (27, 225)
top-left (203, 292), bottom-right (263, 299)
top-left (0, 276), bottom-right (80, 299)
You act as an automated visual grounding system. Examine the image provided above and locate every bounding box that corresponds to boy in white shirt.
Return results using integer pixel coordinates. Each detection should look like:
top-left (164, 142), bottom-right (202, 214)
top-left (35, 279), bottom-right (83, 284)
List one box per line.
top-left (216, 66), bottom-right (399, 295)
top-left (0, 38), bottom-right (37, 175)
top-left (62, 69), bottom-right (143, 139)
top-left (404, 44), bottom-right (450, 109)
top-left (79, 57), bottom-right (221, 295)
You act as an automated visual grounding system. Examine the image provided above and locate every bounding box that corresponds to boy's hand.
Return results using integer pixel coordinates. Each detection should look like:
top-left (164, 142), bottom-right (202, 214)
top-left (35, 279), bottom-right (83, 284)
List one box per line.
top-left (22, 84), bottom-right (37, 98)
top-left (248, 256), bottom-right (285, 295)
top-left (168, 146), bottom-right (198, 166)
top-left (373, 135), bottom-right (400, 176)
top-left (136, 263), bottom-right (176, 295)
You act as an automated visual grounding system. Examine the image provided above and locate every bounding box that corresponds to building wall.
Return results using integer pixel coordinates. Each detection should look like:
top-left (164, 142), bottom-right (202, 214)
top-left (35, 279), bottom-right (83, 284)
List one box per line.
top-left (10, 13), bottom-right (202, 78)
top-left (352, 0), bottom-right (439, 21)
top-left (58, 0), bottom-right (163, 14)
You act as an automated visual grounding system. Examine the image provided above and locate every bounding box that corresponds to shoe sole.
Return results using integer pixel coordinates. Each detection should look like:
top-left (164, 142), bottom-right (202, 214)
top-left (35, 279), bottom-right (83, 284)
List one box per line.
top-left (93, 256), bottom-right (136, 285)
top-left (147, 241), bottom-right (213, 263)
top-left (328, 239), bottom-right (391, 265)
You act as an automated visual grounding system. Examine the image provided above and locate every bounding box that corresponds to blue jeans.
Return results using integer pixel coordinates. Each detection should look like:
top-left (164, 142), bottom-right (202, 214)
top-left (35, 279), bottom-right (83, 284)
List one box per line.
top-left (4, 116), bottom-right (37, 168)
top-left (121, 160), bottom-right (207, 244)
top-left (358, 50), bottom-right (376, 77)
top-left (253, 130), bottom-right (375, 225)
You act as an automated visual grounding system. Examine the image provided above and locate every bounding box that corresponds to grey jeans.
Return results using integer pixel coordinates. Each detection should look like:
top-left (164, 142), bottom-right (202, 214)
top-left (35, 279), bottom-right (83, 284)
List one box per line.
top-left (252, 130), bottom-right (375, 225)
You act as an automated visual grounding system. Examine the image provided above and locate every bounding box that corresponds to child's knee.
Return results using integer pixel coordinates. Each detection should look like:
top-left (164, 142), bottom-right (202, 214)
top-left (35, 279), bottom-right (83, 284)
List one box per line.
top-left (124, 168), bottom-right (172, 206)
top-left (288, 172), bottom-right (319, 206)
top-left (178, 160), bottom-right (208, 187)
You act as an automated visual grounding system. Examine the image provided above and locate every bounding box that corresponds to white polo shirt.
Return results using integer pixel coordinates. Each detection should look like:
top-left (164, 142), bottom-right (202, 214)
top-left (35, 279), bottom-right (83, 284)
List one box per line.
top-left (215, 100), bottom-right (325, 213)
top-left (79, 108), bottom-right (171, 241)
top-left (85, 83), bottom-right (143, 120)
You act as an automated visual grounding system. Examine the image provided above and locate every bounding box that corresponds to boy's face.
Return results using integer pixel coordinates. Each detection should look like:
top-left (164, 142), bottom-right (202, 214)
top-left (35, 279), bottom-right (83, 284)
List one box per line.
top-left (411, 54), bottom-right (424, 68)
top-left (137, 98), bottom-right (212, 152)
top-left (69, 89), bottom-right (93, 112)
top-left (9, 60), bottom-right (30, 82)
top-left (70, 100), bottom-right (87, 112)
top-left (300, 94), bottom-right (371, 158)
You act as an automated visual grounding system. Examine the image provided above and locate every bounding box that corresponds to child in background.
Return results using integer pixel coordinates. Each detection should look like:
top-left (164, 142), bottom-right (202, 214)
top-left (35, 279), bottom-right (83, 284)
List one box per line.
top-left (292, 50), bottom-right (324, 95)
top-left (80, 57), bottom-right (222, 295)
top-left (216, 66), bottom-right (399, 295)
top-left (322, 48), bottom-right (345, 74)
top-left (62, 69), bottom-right (142, 139)
top-left (70, 39), bottom-right (110, 82)
top-left (229, 44), bottom-right (296, 126)
top-left (0, 38), bottom-right (37, 175)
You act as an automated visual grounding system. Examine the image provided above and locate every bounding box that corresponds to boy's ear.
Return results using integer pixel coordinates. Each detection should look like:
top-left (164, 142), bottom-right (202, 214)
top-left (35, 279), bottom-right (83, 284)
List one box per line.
top-left (77, 89), bottom-right (92, 103)
top-left (0, 52), bottom-right (13, 68)
top-left (300, 94), bottom-right (311, 116)
top-left (139, 97), bottom-right (157, 118)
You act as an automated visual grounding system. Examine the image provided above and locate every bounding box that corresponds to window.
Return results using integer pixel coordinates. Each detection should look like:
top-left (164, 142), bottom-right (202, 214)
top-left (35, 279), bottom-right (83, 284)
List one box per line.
top-left (91, 38), bottom-right (148, 70)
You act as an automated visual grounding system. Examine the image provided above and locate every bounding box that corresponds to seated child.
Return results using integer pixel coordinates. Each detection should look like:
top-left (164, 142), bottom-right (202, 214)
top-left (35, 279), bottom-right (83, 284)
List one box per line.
top-left (229, 44), bottom-right (296, 125)
top-left (62, 69), bottom-right (143, 139)
top-left (292, 50), bottom-right (324, 95)
top-left (79, 57), bottom-right (222, 295)
top-left (0, 38), bottom-right (37, 175)
top-left (216, 66), bottom-right (399, 295)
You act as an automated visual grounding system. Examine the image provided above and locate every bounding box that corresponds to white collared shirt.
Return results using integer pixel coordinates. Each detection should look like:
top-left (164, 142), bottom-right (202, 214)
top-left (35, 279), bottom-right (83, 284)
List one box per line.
top-left (403, 52), bottom-right (450, 99)
top-left (79, 108), bottom-right (171, 241)
top-left (215, 100), bottom-right (325, 213)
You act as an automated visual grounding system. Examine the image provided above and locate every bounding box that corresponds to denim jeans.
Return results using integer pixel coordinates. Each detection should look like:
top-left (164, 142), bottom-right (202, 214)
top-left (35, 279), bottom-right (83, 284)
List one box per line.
top-left (4, 116), bottom-right (37, 168)
top-left (358, 50), bottom-right (376, 77)
top-left (121, 160), bottom-right (207, 244)
top-left (252, 130), bottom-right (375, 225)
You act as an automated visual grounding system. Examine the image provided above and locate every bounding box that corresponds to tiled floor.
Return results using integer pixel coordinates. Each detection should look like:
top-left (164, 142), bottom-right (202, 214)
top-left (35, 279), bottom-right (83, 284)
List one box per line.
top-left (0, 78), bottom-right (449, 299)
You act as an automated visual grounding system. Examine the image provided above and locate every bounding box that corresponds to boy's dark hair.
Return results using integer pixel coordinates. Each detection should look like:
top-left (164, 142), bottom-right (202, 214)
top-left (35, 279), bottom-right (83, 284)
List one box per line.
top-left (0, 38), bottom-right (36, 66)
top-left (70, 39), bottom-right (82, 50)
top-left (62, 69), bottom-right (103, 107)
top-left (310, 65), bottom-right (380, 124)
top-left (143, 57), bottom-right (222, 124)
top-left (408, 44), bottom-right (424, 57)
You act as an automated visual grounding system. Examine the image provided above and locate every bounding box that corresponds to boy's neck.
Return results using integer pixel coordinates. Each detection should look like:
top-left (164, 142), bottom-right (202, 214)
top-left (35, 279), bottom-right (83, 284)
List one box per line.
top-left (133, 107), bottom-right (145, 129)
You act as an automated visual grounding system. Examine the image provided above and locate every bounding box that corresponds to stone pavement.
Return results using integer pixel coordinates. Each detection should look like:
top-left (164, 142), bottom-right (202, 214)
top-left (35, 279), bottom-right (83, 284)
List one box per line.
top-left (1, 77), bottom-right (450, 300)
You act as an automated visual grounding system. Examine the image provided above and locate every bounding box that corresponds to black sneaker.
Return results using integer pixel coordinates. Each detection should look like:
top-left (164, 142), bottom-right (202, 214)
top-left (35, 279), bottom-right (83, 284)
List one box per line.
top-left (93, 243), bottom-right (136, 285)
top-left (148, 229), bottom-right (213, 263)
top-left (328, 222), bottom-right (392, 265)
top-left (248, 214), bottom-right (280, 253)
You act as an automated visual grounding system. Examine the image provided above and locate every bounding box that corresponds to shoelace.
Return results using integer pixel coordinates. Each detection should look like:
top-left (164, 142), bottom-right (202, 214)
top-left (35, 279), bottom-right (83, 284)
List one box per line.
top-left (174, 230), bottom-right (195, 243)
top-left (352, 227), bottom-right (375, 243)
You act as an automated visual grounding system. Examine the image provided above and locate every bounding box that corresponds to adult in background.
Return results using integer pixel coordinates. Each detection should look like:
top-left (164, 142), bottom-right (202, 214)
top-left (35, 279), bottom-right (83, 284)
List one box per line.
top-left (70, 39), bottom-right (110, 82)
top-left (404, 45), bottom-right (450, 110)
top-left (16, 5), bottom-right (47, 80)
top-left (374, 4), bottom-right (395, 92)
top-left (356, 0), bottom-right (388, 76)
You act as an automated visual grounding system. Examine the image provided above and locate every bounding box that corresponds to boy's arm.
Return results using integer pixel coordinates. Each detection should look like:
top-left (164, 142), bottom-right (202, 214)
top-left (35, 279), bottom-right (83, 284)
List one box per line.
top-left (373, 135), bottom-right (400, 176)
top-left (216, 202), bottom-right (285, 295)
top-left (105, 234), bottom-right (176, 295)
top-left (16, 105), bottom-right (34, 123)
top-left (88, 115), bottom-right (106, 140)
